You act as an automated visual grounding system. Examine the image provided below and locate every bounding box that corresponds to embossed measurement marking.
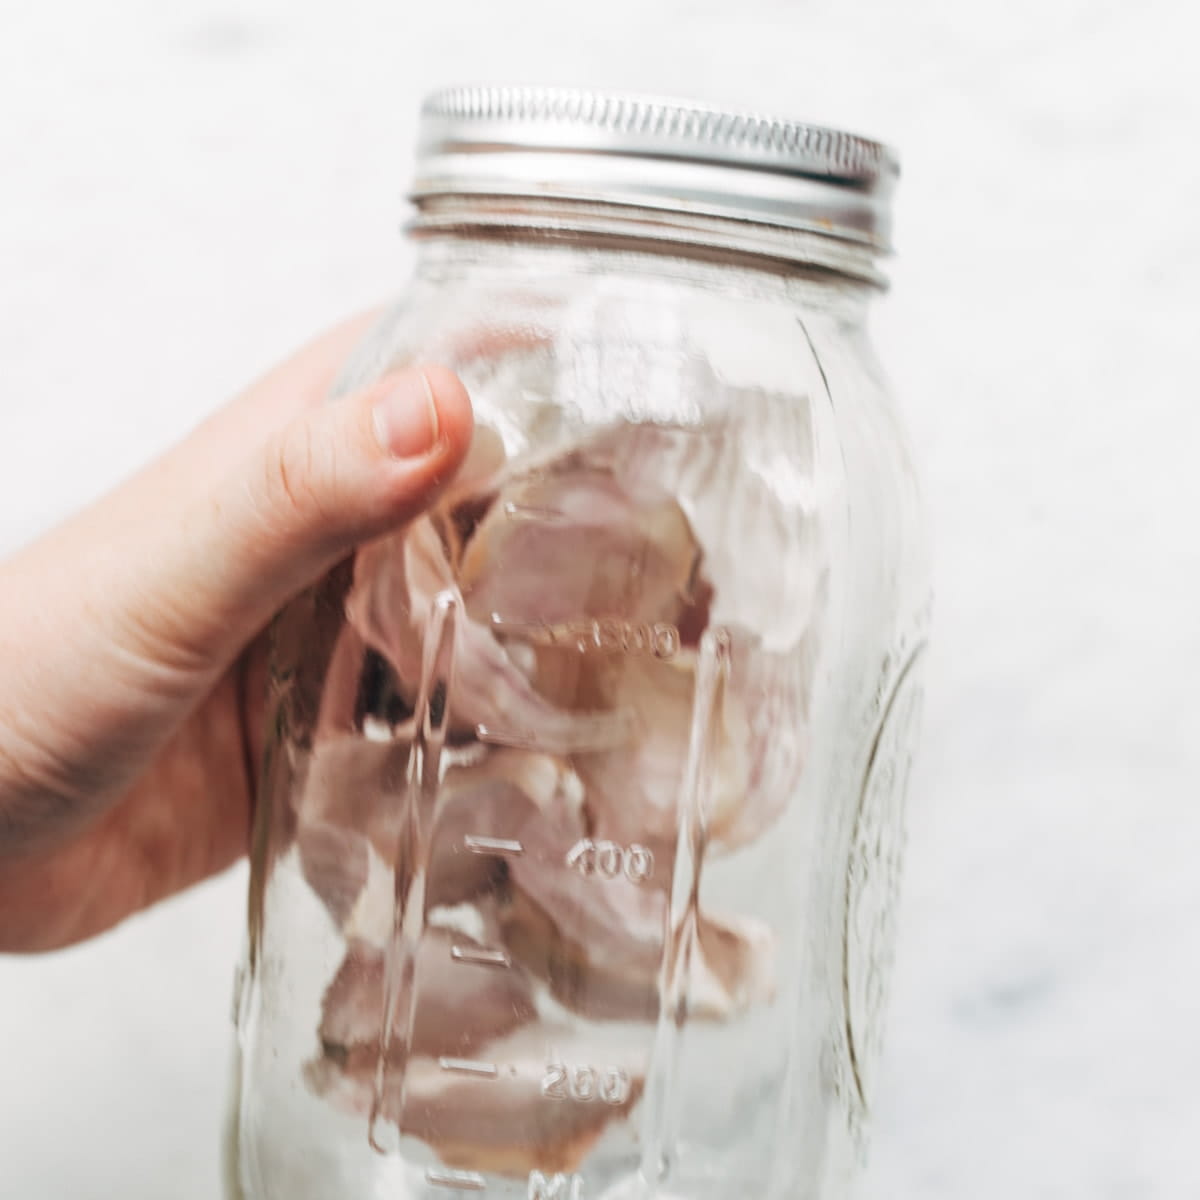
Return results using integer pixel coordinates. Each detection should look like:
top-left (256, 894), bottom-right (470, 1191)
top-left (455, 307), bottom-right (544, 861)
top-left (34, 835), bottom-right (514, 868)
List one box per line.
top-left (566, 838), bottom-right (654, 883)
top-left (427, 1167), bottom-right (487, 1191)
top-left (451, 944), bottom-right (511, 969)
top-left (541, 1062), bottom-right (631, 1106)
top-left (490, 613), bottom-right (680, 660)
top-left (475, 724), bottom-right (544, 752)
top-left (528, 1171), bottom-right (584, 1199)
top-left (504, 501), bottom-right (569, 524)
top-left (474, 717), bottom-right (632, 756)
top-left (438, 1057), bottom-right (499, 1078)
top-left (464, 834), bottom-right (525, 856)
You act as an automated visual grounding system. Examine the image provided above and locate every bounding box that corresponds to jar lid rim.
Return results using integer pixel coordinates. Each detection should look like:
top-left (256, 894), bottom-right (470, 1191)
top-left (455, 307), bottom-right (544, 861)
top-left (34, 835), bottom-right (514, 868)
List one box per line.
top-left (412, 86), bottom-right (899, 251)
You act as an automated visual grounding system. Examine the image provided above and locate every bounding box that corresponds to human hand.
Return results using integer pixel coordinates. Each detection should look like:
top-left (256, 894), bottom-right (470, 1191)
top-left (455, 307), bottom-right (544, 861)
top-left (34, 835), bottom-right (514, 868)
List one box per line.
top-left (0, 312), bottom-right (473, 951)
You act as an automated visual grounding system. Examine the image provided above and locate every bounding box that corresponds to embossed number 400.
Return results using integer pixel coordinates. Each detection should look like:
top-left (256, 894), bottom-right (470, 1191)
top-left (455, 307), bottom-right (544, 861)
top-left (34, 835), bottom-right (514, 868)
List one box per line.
top-left (566, 838), bottom-right (654, 884)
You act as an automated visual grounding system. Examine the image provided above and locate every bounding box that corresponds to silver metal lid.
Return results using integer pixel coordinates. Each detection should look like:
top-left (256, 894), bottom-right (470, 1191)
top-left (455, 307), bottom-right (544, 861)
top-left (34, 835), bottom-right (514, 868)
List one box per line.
top-left (412, 86), bottom-right (899, 252)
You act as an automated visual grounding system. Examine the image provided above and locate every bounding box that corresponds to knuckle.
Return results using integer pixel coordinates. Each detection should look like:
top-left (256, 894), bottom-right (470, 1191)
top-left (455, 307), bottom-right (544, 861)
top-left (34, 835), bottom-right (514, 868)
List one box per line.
top-left (263, 422), bottom-right (332, 528)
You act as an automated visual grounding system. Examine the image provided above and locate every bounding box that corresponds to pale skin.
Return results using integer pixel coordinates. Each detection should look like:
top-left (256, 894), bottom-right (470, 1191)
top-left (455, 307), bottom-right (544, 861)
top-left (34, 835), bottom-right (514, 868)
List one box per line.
top-left (0, 312), bottom-right (474, 952)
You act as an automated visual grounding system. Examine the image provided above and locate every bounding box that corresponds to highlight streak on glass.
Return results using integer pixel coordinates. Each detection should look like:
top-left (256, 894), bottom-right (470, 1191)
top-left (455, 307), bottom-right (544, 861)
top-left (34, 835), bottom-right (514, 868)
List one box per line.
top-left (369, 590), bottom-right (459, 1154)
top-left (638, 627), bottom-right (732, 1190)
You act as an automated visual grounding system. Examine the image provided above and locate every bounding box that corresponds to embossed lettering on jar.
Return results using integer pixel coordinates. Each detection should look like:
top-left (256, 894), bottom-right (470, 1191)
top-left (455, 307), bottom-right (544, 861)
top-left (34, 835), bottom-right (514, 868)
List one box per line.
top-left (226, 86), bottom-right (930, 1200)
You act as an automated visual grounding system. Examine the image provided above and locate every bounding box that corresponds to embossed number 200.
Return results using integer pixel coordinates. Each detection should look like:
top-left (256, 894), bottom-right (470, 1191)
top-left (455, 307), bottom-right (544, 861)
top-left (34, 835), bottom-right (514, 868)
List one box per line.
top-left (542, 1062), bottom-right (631, 1106)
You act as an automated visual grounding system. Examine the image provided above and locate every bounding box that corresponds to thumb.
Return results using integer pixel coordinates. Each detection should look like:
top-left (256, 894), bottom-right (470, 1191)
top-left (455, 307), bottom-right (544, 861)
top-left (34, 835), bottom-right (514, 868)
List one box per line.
top-left (133, 363), bottom-right (474, 672)
top-left (0, 361), bottom-right (472, 852)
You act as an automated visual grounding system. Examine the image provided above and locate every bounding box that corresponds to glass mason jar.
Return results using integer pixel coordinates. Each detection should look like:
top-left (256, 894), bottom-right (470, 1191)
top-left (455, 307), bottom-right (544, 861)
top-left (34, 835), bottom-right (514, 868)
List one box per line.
top-left (227, 87), bottom-right (930, 1200)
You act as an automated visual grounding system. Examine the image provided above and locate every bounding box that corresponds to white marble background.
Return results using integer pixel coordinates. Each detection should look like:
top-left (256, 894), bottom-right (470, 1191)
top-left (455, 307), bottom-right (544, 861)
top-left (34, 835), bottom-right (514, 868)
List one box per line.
top-left (1, 1), bottom-right (1196, 1196)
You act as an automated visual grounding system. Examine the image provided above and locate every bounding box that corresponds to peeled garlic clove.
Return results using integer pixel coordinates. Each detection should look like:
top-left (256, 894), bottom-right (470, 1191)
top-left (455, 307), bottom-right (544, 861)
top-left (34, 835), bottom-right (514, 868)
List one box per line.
top-left (459, 461), bottom-right (701, 632)
top-left (688, 911), bottom-right (778, 1020)
top-left (537, 648), bottom-right (741, 855)
top-left (502, 841), bottom-right (668, 1021)
top-left (299, 735), bottom-right (408, 845)
top-left (313, 926), bottom-right (537, 1076)
top-left (427, 749), bottom-right (587, 910)
top-left (315, 938), bottom-right (386, 1060)
top-left (347, 516), bottom-right (630, 755)
top-left (296, 728), bottom-right (592, 939)
top-left (568, 656), bottom-right (721, 851)
top-left (704, 634), bottom-right (816, 854)
top-left (431, 424), bottom-right (507, 570)
top-left (387, 1025), bottom-right (645, 1177)
top-left (579, 632), bottom-right (815, 857)
top-left (588, 390), bottom-right (826, 652)
top-left (295, 822), bottom-right (371, 928)
top-left (501, 846), bottom-right (776, 1023)
top-left (459, 619), bottom-right (634, 756)
top-left (293, 735), bottom-right (409, 927)
top-left (344, 520), bottom-right (448, 705)
top-left (500, 885), bottom-right (662, 1022)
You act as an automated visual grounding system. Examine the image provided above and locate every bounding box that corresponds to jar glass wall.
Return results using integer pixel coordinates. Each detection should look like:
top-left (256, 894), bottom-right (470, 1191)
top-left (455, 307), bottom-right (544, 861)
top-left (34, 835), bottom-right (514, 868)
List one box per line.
top-left (228, 89), bottom-right (929, 1200)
